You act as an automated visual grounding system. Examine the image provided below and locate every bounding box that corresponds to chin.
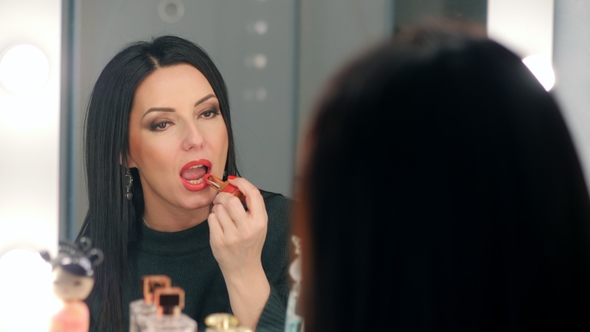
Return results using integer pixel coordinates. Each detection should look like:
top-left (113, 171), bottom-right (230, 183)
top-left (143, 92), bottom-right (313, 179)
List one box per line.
top-left (182, 191), bottom-right (216, 210)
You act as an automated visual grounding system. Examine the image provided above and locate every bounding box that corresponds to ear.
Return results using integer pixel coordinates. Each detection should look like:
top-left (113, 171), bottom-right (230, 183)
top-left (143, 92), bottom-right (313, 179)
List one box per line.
top-left (120, 152), bottom-right (137, 168)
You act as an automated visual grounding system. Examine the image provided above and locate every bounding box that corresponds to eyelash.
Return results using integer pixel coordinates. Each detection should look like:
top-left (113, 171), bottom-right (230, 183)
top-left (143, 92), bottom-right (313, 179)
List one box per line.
top-left (200, 108), bottom-right (220, 119)
top-left (149, 108), bottom-right (220, 131)
top-left (150, 121), bottom-right (171, 131)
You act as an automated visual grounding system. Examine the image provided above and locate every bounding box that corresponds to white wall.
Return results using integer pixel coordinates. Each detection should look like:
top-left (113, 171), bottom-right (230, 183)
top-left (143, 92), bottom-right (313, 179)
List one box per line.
top-left (0, 0), bottom-right (61, 258)
top-left (553, 0), bottom-right (590, 186)
top-left (487, 0), bottom-right (554, 59)
top-left (0, 1), bottom-right (62, 330)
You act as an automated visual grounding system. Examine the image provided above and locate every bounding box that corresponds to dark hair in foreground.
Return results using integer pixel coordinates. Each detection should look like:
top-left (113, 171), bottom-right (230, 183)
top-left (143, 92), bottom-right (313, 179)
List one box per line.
top-left (78, 35), bottom-right (239, 331)
top-left (296, 22), bottom-right (590, 331)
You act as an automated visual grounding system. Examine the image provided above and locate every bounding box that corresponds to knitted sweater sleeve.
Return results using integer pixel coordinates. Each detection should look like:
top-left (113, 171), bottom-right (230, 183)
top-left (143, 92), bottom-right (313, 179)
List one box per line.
top-left (256, 286), bottom-right (289, 331)
top-left (255, 191), bottom-right (293, 331)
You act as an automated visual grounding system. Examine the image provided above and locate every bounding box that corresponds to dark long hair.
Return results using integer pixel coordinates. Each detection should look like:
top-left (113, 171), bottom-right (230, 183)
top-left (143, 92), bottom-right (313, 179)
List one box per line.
top-left (78, 35), bottom-right (239, 331)
top-left (296, 22), bottom-right (590, 331)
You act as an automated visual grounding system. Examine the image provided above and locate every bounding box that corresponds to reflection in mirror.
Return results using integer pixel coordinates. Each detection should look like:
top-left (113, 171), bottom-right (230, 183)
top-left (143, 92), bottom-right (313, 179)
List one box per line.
top-left (394, 0), bottom-right (486, 29)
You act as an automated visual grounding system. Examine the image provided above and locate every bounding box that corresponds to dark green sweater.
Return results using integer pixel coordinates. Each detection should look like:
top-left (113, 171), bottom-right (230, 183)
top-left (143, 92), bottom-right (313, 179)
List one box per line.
top-left (91, 190), bottom-right (291, 332)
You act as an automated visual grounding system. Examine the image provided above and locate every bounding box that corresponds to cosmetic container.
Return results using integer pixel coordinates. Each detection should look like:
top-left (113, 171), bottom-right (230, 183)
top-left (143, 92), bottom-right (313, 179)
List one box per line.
top-left (205, 174), bottom-right (245, 201)
top-left (130, 275), bottom-right (172, 332)
top-left (140, 286), bottom-right (197, 332)
top-left (204, 313), bottom-right (239, 332)
top-left (284, 236), bottom-right (304, 332)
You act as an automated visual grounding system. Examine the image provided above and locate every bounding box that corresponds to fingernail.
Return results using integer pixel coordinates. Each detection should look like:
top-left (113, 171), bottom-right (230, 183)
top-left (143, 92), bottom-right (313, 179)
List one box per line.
top-left (228, 175), bottom-right (237, 180)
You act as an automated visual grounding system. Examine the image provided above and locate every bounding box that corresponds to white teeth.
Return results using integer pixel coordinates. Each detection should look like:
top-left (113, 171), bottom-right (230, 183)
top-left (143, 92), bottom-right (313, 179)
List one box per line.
top-left (189, 165), bottom-right (204, 169)
top-left (187, 177), bottom-right (204, 185)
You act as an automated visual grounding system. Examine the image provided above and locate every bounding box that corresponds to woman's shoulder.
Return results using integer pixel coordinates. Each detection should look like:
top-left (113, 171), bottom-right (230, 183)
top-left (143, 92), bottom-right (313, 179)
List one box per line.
top-left (260, 189), bottom-right (292, 213)
top-left (259, 189), bottom-right (292, 266)
top-left (259, 189), bottom-right (292, 230)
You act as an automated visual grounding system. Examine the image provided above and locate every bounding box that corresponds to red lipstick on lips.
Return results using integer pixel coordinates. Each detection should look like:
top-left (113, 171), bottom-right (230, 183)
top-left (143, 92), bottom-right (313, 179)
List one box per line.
top-left (179, 159), bottom-right (212, 191)
top-left (205, 174), bottom-right (246, 201)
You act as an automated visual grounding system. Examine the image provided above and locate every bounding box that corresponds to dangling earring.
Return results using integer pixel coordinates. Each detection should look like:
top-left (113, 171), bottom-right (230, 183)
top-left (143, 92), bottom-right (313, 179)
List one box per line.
top-left (125, 169), bottom-right (133, 200)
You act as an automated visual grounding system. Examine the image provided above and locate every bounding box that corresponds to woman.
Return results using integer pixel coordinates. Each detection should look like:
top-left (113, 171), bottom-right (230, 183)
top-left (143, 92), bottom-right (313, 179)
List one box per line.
top-left (295, 22), bottom-right (590, 331)
top-left (79, 35), bottom-right (291, 331)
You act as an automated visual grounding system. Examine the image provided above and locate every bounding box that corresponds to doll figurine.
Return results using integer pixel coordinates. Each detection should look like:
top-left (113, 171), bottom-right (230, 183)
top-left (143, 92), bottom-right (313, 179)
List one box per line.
top-left (41, 237), bottom-right (104, 332)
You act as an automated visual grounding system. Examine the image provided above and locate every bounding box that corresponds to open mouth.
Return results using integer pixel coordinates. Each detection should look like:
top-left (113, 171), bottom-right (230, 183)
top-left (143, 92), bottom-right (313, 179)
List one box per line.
top-left (180, 164), bottom-right (209, 184)
top-left (179, 160), bottom-right (212, 190)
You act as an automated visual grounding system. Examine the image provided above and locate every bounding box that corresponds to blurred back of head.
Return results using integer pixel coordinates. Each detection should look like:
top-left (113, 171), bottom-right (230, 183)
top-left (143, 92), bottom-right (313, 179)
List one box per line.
top-left (296, 21), bottom-right (590, 332)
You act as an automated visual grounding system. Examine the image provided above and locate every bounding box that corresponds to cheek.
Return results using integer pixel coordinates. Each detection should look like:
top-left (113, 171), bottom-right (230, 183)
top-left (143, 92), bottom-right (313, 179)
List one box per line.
top-left (129, 136), bottom-right (173, 169)
top-left (127, 128), bottom-right (144, 167)
top-left (217, 128), bottom-right (229, 163)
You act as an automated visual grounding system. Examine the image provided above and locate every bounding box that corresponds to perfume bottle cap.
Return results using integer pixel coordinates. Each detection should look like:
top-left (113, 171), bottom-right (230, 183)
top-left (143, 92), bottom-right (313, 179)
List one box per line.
top-left (218, 328), bottom-right (253, 332)
top-left (142, 275), bottom-right (172, 304)
top-left (154, 286), bottom-right (185, 317)
top-left (204, 313), bottom-right (239, 330)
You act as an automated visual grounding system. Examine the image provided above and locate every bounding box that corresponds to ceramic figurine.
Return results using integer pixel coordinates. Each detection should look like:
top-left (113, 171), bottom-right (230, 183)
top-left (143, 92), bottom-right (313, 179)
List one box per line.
top-left (41, 237), bottom-right (103, 332)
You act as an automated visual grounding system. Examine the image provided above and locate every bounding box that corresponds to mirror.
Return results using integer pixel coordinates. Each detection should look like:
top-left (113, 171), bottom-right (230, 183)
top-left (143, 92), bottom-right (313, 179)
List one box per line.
top-left (62, 0), bottom-right (557, 238)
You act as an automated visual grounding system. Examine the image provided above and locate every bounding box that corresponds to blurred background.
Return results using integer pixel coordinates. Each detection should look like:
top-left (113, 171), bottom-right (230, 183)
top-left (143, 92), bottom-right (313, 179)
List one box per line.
top-left (2, 0), bottom-right (590, 265)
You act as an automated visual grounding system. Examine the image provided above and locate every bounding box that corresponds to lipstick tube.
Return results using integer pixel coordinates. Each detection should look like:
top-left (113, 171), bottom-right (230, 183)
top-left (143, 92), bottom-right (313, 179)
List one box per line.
top-left (205, 175), bottom-right (245, 201)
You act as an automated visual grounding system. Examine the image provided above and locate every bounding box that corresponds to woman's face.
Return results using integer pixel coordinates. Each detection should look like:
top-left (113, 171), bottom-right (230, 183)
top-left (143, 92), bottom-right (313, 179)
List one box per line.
top-left (127, 63), bottom-right (229, 214)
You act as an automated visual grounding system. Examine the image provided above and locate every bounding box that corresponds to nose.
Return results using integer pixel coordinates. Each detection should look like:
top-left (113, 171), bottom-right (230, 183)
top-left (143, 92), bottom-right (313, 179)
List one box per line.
top-left (181, 122), bottom-right (205, 150)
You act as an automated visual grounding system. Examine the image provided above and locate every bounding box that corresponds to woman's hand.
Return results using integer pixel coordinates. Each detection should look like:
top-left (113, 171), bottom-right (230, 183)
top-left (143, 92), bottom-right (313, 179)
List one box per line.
top-left (208, 176), bottom-right (271, 329)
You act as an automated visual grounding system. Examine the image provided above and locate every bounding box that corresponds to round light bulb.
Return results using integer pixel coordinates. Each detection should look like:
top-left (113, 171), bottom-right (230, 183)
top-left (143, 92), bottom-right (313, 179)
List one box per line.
top-left (522, 54), bottom-right (555, 91)
top-left (0, 248), bottom-right (61, 331)
top-left (0, 44), bottom-right (50, 95)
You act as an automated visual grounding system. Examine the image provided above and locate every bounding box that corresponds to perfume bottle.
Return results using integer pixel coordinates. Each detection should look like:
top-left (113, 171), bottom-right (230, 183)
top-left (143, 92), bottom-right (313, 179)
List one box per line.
top-left (204, 313), bottom-right (255, 332)
top-left (204, 313), bottom-right (239, 332)
top-left (284, 236), bottom-right (304, 332)
top-left (140, 286), bottom-right (197, 332)
top-left (130, 275), bottom-right (172, 332)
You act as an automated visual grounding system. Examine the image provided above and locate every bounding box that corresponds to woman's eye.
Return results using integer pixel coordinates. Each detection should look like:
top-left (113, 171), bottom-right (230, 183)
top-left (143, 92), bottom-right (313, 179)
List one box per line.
top-left (200, 109), bottom-right (219, 119)
top-left (151, 121), bottom-right (171, 131)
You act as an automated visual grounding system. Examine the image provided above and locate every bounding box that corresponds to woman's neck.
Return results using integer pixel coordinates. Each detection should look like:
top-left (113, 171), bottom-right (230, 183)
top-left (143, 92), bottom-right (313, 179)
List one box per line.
top-left (142, 205), bottom-right (211, 232)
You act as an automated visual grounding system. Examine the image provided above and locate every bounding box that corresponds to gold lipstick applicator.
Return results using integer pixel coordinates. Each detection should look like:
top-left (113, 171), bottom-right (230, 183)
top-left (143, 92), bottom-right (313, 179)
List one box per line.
top-left (205, 174), bottom-right (246, 202)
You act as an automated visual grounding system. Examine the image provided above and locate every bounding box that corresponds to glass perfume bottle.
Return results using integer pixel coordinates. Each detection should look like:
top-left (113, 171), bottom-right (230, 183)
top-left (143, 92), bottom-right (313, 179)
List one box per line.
top-left (284, 236), bottom-right (304, 332)
top-left (140, 286), bottom-right (197, 332)
top-left (130, 275), bottom-right (172, 332)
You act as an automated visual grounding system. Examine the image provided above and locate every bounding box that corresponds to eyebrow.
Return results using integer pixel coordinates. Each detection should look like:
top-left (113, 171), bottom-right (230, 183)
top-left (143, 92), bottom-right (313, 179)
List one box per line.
top-left (142, 94), bottom-right (217, 119)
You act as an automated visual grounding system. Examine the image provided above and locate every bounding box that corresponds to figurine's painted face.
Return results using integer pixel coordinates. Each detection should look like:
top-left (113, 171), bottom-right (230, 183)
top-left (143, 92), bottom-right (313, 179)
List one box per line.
top-left (52, 266), bottom-right (95, 301)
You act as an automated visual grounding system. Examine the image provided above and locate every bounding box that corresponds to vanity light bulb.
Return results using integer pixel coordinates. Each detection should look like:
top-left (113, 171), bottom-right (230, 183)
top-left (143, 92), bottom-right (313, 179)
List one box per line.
top-left (0, 44), bottom-right (50, 95)
top-left (0, 248), bottom-right (61, 331)
top-left (522, 54), bottom-right (555, 91)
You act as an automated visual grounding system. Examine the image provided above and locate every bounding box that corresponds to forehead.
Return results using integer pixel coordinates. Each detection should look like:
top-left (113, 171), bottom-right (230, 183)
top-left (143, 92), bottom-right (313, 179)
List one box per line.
top-left (134, 63), bottom-right (214, 101)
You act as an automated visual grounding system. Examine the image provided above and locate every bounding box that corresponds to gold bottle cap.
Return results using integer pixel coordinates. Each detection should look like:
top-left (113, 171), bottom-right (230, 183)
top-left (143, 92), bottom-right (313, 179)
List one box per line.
top-left (231, 327), bottom-right (253, 332)
top-left (205, 327), bottom-right (253, 332)
top-left (204, 313), bottom-right (240, 329)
